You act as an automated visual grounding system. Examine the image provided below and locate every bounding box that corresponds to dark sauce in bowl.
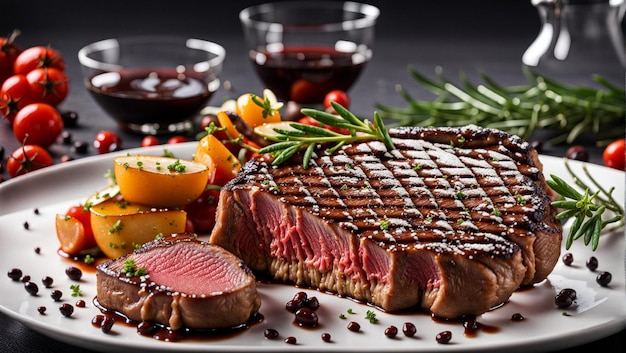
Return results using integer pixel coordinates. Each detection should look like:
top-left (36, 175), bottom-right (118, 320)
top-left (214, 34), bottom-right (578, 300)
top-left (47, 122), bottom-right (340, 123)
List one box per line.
top-left (86, 68), bottom-right (214, 132)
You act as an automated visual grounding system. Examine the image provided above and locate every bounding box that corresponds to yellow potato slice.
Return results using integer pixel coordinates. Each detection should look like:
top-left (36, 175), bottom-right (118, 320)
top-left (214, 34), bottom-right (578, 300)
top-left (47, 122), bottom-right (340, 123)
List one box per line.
top-left (90, 194), bottom-right (187, 258)
top-left (114, 155), bottom-right (209, 208)
top-left (85, 184), bottom-right (120, 207)
top-left (254, 121), bottom-right (300, 141)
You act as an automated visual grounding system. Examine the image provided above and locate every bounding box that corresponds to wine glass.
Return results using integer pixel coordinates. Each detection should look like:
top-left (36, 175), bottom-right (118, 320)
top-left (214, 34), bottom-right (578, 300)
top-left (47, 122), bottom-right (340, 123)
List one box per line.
top-left (239, 1), bottom-right (379, 105)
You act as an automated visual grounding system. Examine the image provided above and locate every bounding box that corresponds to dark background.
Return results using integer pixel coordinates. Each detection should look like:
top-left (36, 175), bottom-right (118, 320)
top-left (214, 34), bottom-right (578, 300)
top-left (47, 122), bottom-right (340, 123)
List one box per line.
top-left (1, 0), bottom-right (624, 352)
top-left (0, 0), bottom-right (546, 173)
top-left (1, 0), bottom-right (620, 170)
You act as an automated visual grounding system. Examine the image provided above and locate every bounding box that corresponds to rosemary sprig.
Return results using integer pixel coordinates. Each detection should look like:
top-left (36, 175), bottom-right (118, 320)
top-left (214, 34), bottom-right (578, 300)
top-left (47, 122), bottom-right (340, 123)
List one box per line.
top-left (376, 66), bottom-right (625, 146)
top-left (547, 158), bottom-right (624, 251)
top-left (257, 102), bottom-right (395, 168)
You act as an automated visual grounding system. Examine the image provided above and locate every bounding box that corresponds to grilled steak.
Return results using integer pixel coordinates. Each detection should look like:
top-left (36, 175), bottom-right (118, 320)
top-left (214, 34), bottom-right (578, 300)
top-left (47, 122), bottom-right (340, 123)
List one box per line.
top-left (209, 125), bottom-right (562, 319)
top-left (96, 233), bottom-right (261, 330)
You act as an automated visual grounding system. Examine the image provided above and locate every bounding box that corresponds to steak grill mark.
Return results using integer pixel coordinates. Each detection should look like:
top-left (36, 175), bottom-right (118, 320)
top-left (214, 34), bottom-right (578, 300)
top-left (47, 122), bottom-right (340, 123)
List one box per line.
top-left (242, 132), bottom-right (543, 257)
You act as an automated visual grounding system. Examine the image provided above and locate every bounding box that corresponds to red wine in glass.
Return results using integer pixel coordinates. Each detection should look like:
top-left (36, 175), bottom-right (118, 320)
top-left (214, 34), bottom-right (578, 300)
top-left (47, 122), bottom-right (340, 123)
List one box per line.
top-left (87, 68), bottom-right (213, 132)
top-left (250, 46), bottom-right (368, 104)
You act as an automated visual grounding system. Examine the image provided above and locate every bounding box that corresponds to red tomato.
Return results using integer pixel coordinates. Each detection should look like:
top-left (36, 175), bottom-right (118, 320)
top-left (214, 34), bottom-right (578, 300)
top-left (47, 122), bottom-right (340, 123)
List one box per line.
top-left (184, 187), bottom-right (221, 233)
top-left (0, 30), bottom-right (21, 83)
top-left (0, 74), bottom-right (34, 123)
top-left (289, 79), bottom-right (320, 104)
top-left (603, 138), bottom-right (625, 170)
top-left (167, 135), bottom-right (190, 144)
top-left (65, 205), bottom-right (95, 244)
top-left (298, 116), bottom-right (323, 128)
top-left (13, 45), bottom-right (65, 75)
top-left (184, 218), bottom-right (196, 233)
top-left (13, 103), bottom-right (63, 147)
top-left (93, 130), bottom-right (122, 154)
top-left (6, 144), bottom-right (54, 178)
top-left (141, 135), bottom-right (160, 147)
top-left (26, 67), bottom-right (69, 106)
top-left (323, 90), bottom-right (350, 112)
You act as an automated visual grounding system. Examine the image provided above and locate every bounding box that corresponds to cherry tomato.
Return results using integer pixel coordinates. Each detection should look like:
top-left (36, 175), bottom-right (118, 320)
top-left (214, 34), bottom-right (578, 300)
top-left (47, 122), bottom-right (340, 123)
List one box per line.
top-left (93, 130), bottom-right (122, 154)
top-left (13, 103), bottom-right (64, 147)
top-left (289, 79), bottom-right (319, 104)
top-left (0, 74), bottom-right (34, 123)
top-left (298, 116), bottom-right (323, 128)
top-left (65, 205), bottom-right (95, 242)
top-left (26, 67), bottom-right (69, 106)
top-left (141, 135), bottom-right (160, 147)
top-left (0, 29), bottom-right (21, 83)
top-left (13, 45), bottom-right (65, 75)
top-left (167, 135), bottom-right (190, 144)
top-left (6, 144), bottom-right (54, 178)
top-left (323, 90), bottom-right (350, 113)
top-left (603, 138), bottom-right (625, 170)
top-left (184, 187), bottom-right (221, 233)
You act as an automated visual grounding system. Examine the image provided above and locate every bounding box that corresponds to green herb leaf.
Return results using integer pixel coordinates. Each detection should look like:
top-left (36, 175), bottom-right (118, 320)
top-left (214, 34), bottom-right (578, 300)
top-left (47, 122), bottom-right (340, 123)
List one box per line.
top-left (256, 103), bottom-right (395, 168)
top-left (376, 66), bottom-right (624, 145)
top-left (548, 159), bottom-right (624, 250)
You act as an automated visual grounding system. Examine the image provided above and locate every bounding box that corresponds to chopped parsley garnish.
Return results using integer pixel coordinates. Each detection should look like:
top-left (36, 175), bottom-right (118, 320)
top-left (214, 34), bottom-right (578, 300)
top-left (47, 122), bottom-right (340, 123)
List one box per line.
top-left (365, 310), bottom-right (378, 323)
top-left (120, 258), bottom-right (147, 277)
top-left (84, 254), bottom-right (95, 265)
top-left (114, 200), bottom-right (129, 208)
top-left (70, 284), bottom-right (82, 297)
top-left (167, 159), bottom-right (186, 172)
top-left (108, 220), bottom-right (123, 234)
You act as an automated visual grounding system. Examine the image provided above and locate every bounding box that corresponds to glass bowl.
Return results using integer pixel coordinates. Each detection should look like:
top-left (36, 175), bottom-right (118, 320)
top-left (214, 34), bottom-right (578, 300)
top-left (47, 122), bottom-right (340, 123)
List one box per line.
top-left (78, 36), bottom-right (225, 135)
top-left (240, 1), bottom-right (379, 104)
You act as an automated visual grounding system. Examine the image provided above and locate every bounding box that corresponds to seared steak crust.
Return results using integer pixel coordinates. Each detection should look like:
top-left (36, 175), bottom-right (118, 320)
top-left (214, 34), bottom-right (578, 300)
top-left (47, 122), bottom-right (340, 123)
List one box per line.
top-left (210, 125), bottom-right (562, 318)
top-left (96, 233), bottom-right (261, 330)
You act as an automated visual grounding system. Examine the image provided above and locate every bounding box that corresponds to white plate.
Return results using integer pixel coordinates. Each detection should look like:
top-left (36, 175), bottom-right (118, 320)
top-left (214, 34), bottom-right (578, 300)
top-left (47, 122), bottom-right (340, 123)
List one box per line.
top-left (0, 143), bottom-right (624, 353)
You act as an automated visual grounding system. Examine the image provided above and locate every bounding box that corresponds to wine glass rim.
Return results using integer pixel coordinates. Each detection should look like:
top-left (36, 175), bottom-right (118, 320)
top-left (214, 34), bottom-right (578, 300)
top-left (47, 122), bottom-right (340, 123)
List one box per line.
top-left (77, 36), bottom-right (226, 72)
top-left (239, 1), bottom-right (380, 32)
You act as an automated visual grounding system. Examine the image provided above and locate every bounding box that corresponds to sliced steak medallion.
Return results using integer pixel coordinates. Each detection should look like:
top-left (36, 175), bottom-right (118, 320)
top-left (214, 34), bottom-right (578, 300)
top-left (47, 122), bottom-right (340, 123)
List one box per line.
top-left (209, 125), bottom-right (562, 318)
top-left (96, 233), bottom-right (261, 330)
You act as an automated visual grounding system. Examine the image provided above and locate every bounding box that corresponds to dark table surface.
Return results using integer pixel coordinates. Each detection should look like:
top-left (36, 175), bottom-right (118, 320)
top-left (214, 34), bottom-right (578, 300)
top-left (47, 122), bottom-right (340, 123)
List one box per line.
top-left (1, 1), bottom-right (624, 352)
